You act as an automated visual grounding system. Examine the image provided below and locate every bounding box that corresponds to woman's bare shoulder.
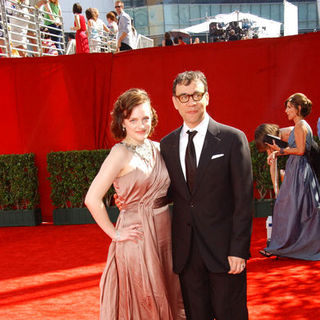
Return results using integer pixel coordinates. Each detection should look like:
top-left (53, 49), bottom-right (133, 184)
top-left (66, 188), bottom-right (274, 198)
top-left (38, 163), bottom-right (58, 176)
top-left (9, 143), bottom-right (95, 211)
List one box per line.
top-left (280, 126), bottom-right (294, 141)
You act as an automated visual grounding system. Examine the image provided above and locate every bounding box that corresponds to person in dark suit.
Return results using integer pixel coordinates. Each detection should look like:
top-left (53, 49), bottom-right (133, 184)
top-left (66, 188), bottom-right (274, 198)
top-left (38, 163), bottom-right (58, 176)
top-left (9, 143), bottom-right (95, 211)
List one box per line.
top-left (160, 70), bottom-right (253, 320)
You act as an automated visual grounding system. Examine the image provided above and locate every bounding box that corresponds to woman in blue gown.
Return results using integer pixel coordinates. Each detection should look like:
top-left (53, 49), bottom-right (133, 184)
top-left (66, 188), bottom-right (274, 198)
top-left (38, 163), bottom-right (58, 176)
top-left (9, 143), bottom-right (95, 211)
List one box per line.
top-left (261, 93), bottom-right (320, 260)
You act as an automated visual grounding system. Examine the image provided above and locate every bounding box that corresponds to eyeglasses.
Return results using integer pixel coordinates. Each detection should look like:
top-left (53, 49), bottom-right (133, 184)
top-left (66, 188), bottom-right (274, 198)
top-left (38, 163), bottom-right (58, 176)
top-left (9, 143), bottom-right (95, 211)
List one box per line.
top-left (175, 91), bottom-right (206, 103)
top-left (115, 5), bottom-right (121, 8)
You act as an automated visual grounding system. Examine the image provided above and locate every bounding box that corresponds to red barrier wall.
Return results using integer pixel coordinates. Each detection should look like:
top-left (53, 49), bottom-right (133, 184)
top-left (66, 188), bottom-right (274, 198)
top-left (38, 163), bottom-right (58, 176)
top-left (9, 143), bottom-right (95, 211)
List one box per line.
top-left (1, 32), bottom-right (319, 221)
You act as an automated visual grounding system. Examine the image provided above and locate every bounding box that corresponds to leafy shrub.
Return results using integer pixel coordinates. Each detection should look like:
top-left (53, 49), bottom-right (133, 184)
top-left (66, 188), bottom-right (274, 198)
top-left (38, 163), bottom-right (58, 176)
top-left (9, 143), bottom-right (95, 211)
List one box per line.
top-left (0, 153), bottom-right (39, 210)
top-left (47, 150), bottom-right (114, 208)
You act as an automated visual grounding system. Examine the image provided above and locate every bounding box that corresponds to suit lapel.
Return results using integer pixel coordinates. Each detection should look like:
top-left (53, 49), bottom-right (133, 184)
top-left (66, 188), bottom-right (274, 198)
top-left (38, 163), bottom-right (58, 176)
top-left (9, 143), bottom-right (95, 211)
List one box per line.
top-left (193, 118), bottom-right (221, 194)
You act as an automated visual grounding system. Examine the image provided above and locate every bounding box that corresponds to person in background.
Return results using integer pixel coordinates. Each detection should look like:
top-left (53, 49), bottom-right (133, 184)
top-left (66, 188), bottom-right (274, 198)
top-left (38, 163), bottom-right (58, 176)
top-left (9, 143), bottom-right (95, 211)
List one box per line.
top-left (317, 117), bottom-right (320, 137)
top-left (28, 0), bottom-right (48, 56)
top-left (114, 0), bottom-right (133, 51)
top-left (228, 29), bottom-right (238, 41)
top-left (43, 0), bottom-right (62, 54)
top-left (9, 0), bottom-right (30, 57)
top-left (106, 11), bottom-right (118, 35)
top-left (85, 8), bottom-right (100, 53)
top-left (70, 3), bottom-right (89, 54)
top-left (259, 93), bottom-right (320, 260)
top-left (254, 123), bottom-right (292, 194)
top-left (85, 88), bottom-right (185, 320)
top-left (40, 26), bottom-right (58, 56)
top-left (178, 36), bottom-right (187, 45)
top-left (91, 7), bottom-right (110, 49)
top-left (193, 37), bottom-right (200, 44)
top-left (66, 33), bottom-right (76, 55)
top-left (162, 32), bottom-right (173, 47)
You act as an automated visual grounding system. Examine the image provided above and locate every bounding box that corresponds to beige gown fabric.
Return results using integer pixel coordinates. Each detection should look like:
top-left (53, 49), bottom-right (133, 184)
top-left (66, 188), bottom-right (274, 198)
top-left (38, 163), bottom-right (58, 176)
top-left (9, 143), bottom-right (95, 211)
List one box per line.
top-left (100, 141), bottom-right (185, 320)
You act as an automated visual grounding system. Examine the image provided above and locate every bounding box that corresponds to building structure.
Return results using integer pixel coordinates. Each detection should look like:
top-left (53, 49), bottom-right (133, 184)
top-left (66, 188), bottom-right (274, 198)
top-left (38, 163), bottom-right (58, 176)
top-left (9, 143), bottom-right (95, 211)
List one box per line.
top-left (60, 0), bottom-right (319, 46)
top-left (121, 0), bottom-right (318, 40)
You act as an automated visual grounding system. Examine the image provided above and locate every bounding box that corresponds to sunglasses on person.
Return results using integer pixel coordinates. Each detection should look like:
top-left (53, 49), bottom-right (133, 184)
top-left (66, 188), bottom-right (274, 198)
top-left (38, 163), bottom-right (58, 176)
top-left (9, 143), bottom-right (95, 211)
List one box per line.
top-left (115, 5), bottom-right (121, 8)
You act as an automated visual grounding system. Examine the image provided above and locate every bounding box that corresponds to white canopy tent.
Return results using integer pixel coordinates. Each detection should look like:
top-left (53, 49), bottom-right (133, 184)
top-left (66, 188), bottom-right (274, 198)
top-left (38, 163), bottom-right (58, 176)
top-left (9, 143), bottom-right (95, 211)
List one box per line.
top-left (182, 11), bottom-right (282, 39)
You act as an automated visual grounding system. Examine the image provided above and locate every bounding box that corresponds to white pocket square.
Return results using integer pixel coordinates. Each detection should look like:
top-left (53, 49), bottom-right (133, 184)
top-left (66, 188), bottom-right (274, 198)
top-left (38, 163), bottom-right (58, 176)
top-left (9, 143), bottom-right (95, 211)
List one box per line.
top-left (211, 154), bottom-right (224, 160)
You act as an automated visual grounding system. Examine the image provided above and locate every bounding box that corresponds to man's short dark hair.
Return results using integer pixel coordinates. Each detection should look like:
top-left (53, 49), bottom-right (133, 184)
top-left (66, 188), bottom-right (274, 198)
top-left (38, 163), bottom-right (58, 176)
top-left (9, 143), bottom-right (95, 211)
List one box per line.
top-left (172, 71), bottom-right (208, 96)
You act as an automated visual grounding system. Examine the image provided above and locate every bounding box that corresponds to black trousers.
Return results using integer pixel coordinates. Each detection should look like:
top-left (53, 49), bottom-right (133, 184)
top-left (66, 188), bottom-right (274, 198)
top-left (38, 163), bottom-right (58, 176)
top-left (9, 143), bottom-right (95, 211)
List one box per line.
top-left (179, 234), bottom-right (248, 320)
top-left (119, 42), bottom-right (132, 51)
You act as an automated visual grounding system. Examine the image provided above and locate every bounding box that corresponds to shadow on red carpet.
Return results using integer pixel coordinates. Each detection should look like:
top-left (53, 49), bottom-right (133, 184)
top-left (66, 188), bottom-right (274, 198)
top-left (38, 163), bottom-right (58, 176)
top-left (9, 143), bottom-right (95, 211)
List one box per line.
top-left (0, 218), bottom-right (319, 319)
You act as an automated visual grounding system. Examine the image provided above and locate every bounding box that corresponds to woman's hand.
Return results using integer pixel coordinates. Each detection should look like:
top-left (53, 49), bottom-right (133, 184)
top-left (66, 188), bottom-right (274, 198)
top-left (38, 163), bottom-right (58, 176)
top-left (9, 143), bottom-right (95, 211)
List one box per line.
top-left (267, 151), bottom-right (278, 165)
top-left (266, 140), bottom-right (280, 152)
top-left (113, 224), bottom-right (143, 242)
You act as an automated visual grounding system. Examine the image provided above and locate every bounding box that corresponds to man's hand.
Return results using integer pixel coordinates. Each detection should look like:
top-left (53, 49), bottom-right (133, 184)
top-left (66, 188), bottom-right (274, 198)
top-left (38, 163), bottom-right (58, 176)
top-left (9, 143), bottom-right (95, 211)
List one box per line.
top-left (228, 256), bottom-right (246, 274)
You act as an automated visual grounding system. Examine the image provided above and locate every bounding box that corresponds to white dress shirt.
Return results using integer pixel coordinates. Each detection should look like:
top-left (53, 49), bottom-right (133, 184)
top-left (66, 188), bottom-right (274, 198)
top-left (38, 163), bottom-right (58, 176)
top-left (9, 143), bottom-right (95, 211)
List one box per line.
top-left (117, 11), bottom-right (133, 48)
top-left (179, 113), bottom-right (209, 180)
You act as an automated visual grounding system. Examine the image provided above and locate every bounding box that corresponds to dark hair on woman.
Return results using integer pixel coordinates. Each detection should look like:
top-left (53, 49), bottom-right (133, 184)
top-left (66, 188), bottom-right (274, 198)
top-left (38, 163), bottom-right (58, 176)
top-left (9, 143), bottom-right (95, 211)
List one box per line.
top-left (72, 3), bottom-right (82, 14)
top-left (85, 8), bottom-right (93, 20)
top-left (285, 93), bottom-right (312, 118)
top-left (165, 32), bottom-right (171, 40)
top-left (111, 88), bottom-right (158, 140)
top-left (172, 70), bottom-right (208, 96)
top-left (254, 123), bottom-right (280, 152)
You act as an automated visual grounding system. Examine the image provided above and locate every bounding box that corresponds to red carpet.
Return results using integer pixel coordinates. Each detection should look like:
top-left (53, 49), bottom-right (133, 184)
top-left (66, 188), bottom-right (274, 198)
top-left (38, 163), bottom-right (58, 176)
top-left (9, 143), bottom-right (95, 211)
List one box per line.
top-left (1, 218), bottom-right (319, 319)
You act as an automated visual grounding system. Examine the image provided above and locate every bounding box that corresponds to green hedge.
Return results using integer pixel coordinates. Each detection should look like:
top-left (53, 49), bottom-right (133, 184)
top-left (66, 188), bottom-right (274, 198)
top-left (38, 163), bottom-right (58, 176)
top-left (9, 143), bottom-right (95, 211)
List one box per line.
top-left (0, 153), bottom-right (39, 210)
top-left (47, 150), bottom-right (114, 208)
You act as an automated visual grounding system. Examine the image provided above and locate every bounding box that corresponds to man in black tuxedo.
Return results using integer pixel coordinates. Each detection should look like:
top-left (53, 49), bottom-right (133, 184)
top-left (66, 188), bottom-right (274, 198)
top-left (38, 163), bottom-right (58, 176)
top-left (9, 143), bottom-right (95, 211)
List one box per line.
top-left (160, 71), bottom-right (253, 320)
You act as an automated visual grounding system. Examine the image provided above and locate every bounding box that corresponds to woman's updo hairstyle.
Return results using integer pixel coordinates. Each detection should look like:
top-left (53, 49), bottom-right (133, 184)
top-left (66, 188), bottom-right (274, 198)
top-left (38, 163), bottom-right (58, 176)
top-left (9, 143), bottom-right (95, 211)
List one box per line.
top-left (111, 88), bottom-right (158, 140)
top-left (285, 93), bottom-right (312, 117)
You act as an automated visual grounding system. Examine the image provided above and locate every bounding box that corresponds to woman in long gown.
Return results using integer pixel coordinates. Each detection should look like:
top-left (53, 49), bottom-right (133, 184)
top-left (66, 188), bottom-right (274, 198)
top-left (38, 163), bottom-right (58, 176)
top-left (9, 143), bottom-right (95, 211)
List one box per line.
top-left (71, 3), bottom-right (89, 54)
top-left (260, 93), bottom-right (320, 260)
top-left (85, 88), bottom-right (185, 320)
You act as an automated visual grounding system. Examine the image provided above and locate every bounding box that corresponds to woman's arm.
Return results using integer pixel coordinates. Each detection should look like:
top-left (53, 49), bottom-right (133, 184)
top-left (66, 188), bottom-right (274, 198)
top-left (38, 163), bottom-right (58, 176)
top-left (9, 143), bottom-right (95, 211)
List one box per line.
top-left (71, 14), bottom-right (81, 31)
top-left (268, 122), bottom-right (307, 156)
top-left (84, 146), bottom-right (142, 241)
top-left (266, 149), bottom-right (279, 195)
top-left (103, 23), bottom-right (110, 33)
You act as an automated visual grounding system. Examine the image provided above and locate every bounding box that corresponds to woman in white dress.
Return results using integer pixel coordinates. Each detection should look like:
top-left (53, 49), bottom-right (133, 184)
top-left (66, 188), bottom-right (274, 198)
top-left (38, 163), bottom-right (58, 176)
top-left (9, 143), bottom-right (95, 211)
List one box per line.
top-left (85, 8), bottom-right (100, 53)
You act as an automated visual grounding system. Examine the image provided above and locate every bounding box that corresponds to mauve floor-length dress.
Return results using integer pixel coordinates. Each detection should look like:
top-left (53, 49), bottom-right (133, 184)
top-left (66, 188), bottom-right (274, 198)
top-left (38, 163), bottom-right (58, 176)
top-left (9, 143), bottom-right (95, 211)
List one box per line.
top-left (99, 141), bottom-right (185, 320)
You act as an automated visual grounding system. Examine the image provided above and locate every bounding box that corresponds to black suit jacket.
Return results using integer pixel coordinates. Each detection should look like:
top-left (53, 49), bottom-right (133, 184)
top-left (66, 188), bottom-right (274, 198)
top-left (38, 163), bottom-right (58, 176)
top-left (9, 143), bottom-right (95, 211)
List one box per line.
top-left (160, 117), bottom-right (253, 274)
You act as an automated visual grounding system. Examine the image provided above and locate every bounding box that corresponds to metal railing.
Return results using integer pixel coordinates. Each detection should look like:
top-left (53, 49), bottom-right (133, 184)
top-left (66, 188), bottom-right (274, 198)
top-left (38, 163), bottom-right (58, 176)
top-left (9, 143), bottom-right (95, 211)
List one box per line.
top-left (0, 0), bottom-right (65, 57)
top-left (87, 28), bottom-right (117, 54)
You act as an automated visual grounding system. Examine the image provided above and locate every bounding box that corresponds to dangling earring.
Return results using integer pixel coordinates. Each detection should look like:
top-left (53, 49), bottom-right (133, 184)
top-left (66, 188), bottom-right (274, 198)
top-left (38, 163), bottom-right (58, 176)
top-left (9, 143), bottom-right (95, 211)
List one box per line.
top-left (122, 126), bottom-right (126, 132)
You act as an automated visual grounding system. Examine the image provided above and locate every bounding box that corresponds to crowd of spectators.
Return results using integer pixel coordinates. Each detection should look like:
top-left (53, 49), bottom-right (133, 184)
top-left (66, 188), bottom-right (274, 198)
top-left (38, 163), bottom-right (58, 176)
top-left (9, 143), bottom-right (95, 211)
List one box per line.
top-left (0, 0), bottom-right (137, 57)
top-left (209, 21), bottom-right (258, 42)
top-left (162, 21), bottom-right (259, 47)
